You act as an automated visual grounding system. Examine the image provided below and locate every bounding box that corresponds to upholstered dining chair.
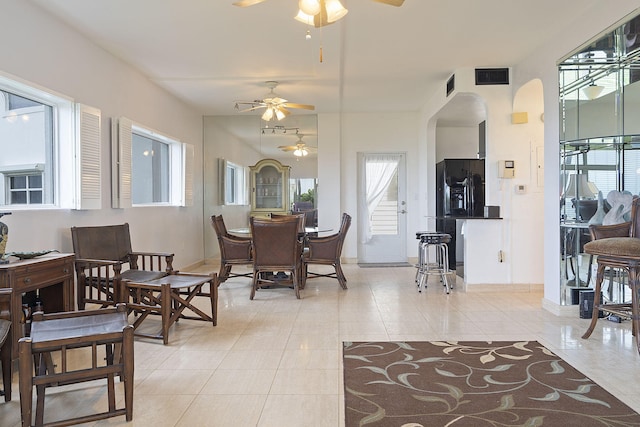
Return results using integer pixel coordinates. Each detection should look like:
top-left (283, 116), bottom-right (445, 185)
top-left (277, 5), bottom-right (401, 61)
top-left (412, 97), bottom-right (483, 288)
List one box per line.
top-left (250, 216), bottom-right (303, 299)
top-left (271, 212), bottom-right (306, 235)
top-left (301, 213), bottom-right (351, 290)
top-left (0, 288), bottom-right (11, 402)
top-left (582, 196), bottom-right (640, 355)
top-left (211, 215), bottom-right (253, 283)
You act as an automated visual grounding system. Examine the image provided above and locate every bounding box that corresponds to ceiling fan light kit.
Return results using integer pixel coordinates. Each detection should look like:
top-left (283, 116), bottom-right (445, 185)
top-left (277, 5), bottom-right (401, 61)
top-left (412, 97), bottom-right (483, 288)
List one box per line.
top-left (294, 0), bottom-right (347, 27)
top-left (299, 0), bottom-right (321, 16)
top-left (294, 147), bottom-right (309, 157)
top-left (234, 0), bottom-right (403, 29)
top-left (324, 0), bottom-right (348, 23)
top-left (279, 135), bottom-right (317, 157)
top-left (235, 81), bottom-right (315, 122)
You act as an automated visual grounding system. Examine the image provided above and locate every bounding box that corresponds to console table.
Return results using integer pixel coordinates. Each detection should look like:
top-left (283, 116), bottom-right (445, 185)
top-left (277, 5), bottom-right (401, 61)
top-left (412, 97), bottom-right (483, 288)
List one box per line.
top-left (0, 253), bottom-right (74, 359)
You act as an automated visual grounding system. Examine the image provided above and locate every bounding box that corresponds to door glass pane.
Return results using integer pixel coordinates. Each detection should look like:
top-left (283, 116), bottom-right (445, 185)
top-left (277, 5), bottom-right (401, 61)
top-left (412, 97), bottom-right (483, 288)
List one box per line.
top-left (364, 154), bottom-right (400, 240)
top-left (370, 172), bottom-right (398, 235)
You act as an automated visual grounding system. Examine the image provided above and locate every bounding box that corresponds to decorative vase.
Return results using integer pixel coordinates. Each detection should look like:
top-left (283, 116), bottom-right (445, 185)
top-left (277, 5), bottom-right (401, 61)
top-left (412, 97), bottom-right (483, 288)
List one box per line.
top-left (0, 212), bottom-right (11, 264)
top-left (602, 190), bottom-right (633, 225)
top-left (588, 191), bottom-right (606, 225)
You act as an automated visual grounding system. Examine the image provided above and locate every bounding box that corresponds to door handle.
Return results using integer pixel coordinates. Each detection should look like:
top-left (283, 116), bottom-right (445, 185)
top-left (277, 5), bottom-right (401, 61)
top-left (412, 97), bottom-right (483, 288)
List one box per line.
top-left (399, 209), bottom-right (407, 214)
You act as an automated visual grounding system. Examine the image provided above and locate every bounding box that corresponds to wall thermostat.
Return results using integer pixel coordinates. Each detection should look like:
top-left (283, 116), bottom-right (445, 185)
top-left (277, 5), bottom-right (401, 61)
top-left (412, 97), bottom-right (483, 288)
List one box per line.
top-left (515, 184), bottom-right (527, 194)
top-left (498, 160), bottom-right (515, 178)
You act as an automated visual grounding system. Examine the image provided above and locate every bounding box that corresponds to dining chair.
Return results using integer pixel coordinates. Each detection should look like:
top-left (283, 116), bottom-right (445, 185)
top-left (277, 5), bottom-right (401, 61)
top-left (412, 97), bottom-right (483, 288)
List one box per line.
top-left (250, 216), bottom-right (303, 299)
top-left (582, 196), bottom-right (640, 355)
top-left (211, 215), bottom-right (253, 283)
top-left (302, 213), bottom-right (351, 290)
top-left (271, 212), bottom-right (306, 235)
top-left (0, 288), bottom-right (11, 402)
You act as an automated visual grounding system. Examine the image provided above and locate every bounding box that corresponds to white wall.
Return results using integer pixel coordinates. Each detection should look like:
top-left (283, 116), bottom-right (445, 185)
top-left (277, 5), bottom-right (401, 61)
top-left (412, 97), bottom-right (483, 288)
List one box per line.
top-left (338, 112), bottom-right (420, 261)
top-left (316, 113), bottom-right (342, 247)
top-left (288, 156), bottom-right (317, 179)
top-left (418, 67), bottom-right (546, 287)
top-left (0, 1), bottom-right (204, 270)
top-left (436, 126), bottom-right (479, 161)
top-left (202, 116), bottom-right (262, 261)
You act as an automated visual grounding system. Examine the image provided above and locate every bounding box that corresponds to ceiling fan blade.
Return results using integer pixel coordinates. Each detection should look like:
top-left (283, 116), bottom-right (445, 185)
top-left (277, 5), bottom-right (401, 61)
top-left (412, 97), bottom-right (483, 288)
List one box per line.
top-left (371, 0), bottom-right (404, 6)
top-left (232, 0), bottom-right (267, 7)
top-left (238, 105), bottom-right (265, 112)
top-left (282, 103), bottom-right (315, 110)
top-left (276, 106), bottom-right (291, 119)
top-left (264, 96), bottom-right (288, 105)
top-left (278, 145), bottom-right (297, 151)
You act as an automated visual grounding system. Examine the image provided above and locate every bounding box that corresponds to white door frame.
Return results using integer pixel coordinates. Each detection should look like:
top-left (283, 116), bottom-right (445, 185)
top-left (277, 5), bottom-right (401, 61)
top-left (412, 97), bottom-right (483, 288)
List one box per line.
top-left (357, 152), bottom-right (408, 264)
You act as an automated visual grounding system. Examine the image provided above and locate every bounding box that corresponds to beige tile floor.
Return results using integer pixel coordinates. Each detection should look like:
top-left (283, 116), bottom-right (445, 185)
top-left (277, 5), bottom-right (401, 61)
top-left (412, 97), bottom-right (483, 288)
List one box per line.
top-left (1, 263), bottom-right (640, 426)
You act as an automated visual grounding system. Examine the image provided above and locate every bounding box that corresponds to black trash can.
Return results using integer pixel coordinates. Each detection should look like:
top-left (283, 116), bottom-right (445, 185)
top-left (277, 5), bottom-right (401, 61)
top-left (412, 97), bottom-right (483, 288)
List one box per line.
top-left (579, 290), bottom-right (604, 319)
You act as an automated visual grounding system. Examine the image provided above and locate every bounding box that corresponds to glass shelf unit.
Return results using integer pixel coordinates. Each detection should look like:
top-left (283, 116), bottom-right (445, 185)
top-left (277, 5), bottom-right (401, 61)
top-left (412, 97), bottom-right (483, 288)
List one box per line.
top-left (558, 11), bottom-right (640, 304)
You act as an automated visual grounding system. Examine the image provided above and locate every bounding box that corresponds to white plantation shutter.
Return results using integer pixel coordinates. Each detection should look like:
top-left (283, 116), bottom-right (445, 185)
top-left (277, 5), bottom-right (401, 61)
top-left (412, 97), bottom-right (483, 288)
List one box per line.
top-left (75, 104), bottom-right (101, 210)
top-left (111, 117), bottom-right (132, 208)
top-left (183, 143), bottom-right (194, 207)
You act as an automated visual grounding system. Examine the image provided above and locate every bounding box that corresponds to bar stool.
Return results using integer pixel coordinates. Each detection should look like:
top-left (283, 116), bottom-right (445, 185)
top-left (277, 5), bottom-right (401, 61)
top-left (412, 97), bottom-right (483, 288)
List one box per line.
top-left (415, 232), bottom-right (453, 294)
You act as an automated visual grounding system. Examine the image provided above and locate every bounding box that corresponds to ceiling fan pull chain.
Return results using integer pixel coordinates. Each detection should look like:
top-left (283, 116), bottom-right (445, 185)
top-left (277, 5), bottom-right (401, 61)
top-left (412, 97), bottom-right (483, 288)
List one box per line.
top-left (320, 46), bottom-right (323, 63)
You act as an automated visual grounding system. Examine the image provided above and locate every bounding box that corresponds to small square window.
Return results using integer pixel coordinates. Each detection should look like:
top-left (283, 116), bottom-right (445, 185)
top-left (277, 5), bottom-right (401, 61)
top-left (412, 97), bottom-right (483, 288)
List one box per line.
top-left (7, 173), bottom-right (43, 205)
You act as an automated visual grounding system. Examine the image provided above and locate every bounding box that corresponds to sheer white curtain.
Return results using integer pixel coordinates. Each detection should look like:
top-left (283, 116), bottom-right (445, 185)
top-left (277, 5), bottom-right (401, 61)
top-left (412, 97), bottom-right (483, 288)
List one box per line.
top-left (361, 154), bottom-right (399, 243)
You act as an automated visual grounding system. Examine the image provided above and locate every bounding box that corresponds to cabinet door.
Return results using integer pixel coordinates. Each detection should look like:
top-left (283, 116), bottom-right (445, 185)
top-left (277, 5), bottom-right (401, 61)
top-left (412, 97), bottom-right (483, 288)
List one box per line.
top-left (255, 164), bottom-right (283, 209)
top-left (250, 159), bottom-right (290, 215)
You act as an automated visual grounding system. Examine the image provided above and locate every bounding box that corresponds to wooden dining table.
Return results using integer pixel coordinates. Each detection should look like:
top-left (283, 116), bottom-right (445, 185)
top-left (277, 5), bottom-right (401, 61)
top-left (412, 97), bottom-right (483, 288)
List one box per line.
top-left (228, 226), bottom-right (332, 286)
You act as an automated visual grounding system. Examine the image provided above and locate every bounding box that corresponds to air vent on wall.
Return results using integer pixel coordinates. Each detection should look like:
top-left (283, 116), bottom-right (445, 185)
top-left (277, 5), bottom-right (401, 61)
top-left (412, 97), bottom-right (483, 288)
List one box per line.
top-left (446, 74), bottom-right (455, 96)
top-left (475, 68), bottom-right (509, 85)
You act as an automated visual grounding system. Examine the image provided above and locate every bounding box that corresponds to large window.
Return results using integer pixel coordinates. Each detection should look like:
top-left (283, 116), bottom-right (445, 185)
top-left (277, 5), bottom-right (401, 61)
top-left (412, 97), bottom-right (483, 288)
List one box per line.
top-left (0, 86), bottom-right (55, 206)
top-left (218, 159), bottom-right (247, 205)
top-left (0, 73), bottom-right (92, 210)
top-left (132, 129), bottom-right (171, 204)
top-left (112, 117), bottom-right (192, 208)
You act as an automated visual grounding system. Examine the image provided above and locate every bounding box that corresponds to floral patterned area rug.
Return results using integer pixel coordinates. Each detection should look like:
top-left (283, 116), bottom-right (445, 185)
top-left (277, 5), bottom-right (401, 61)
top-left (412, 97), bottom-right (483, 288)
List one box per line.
top-left (343, 341), bottom-right (640, 427)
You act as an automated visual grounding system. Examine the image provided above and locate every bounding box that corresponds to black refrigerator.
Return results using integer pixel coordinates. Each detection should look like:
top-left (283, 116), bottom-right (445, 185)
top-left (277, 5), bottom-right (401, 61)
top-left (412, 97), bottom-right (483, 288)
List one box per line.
top-left (435, 158), bottom-right (485, 270)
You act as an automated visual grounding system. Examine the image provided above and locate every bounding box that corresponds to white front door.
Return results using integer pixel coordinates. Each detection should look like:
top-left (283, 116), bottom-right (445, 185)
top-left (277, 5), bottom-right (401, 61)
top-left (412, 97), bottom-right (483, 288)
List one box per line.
top-left (357, 152), bottom-right (407, 264)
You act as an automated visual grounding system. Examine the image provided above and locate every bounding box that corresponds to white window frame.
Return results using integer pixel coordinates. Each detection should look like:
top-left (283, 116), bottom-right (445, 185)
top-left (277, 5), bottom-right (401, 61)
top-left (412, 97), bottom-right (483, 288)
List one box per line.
top-left (0, 71), bottom-right (99, 210)
top-left (6, 170), bottom-right (44, 205)
top-left (112, 117), bottom-right (191, 208)
top-left (218, 158), bottom-right (248, 206)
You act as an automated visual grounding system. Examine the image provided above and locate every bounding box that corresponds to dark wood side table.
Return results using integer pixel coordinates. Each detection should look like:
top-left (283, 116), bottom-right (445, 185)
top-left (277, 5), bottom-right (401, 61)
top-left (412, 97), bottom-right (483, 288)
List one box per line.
top-left (0, 253), bottom-right (74, 359)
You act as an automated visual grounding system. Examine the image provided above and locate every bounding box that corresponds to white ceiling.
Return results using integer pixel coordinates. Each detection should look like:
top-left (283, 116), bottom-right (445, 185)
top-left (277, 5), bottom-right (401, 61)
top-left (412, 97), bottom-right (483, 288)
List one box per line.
top-left (29, 0), bottom-right (603, 150)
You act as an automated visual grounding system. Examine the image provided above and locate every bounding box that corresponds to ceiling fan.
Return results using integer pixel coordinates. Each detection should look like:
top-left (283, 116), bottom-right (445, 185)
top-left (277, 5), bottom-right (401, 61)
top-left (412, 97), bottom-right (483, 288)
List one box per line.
top-left (278, 135), bottom-right (317, 157)
top-left (234, 81), bottom-right (315, 122)
top-left (232, 0), bottom-right (404, 28)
